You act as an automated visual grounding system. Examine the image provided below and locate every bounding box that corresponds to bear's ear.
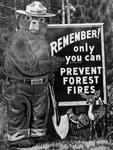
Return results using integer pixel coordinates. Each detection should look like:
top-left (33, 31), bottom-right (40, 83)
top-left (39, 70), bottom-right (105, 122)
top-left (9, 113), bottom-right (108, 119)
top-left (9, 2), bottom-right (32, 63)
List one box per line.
top-left (17, 14), bottom-right (29, 31)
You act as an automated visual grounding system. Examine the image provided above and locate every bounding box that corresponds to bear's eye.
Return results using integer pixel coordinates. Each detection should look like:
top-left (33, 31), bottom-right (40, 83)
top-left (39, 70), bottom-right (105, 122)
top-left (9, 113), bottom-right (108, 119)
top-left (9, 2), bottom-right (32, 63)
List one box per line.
top-left (38, 18), bottom-right (45, 23)
top-left (25, 16), bottom-right (32, 21)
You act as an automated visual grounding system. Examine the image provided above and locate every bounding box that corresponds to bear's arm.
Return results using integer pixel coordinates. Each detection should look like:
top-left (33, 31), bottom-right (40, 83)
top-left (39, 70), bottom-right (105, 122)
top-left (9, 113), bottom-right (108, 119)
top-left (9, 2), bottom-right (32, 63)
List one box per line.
top-left (8, 34), bottom-right (62, 76)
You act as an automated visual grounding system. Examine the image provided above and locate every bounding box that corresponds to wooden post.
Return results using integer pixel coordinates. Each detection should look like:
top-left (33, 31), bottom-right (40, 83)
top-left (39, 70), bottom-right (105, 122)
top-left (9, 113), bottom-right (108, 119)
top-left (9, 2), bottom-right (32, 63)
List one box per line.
top-left (66, 0), bottom-right (70, 24)
top-left (62, 0), bottom-right (65, 24)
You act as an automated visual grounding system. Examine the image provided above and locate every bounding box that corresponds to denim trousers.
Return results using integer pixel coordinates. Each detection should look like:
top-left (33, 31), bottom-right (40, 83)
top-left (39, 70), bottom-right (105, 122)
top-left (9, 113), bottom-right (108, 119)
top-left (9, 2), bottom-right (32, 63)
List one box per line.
top-left (2, 80), bottom-right (50, 141)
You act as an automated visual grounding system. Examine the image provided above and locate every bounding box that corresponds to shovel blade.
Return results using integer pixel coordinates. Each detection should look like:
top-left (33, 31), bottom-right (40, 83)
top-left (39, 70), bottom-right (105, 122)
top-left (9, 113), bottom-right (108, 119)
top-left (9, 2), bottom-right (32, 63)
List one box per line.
top-left (52, 114), bottom-right (69, 139)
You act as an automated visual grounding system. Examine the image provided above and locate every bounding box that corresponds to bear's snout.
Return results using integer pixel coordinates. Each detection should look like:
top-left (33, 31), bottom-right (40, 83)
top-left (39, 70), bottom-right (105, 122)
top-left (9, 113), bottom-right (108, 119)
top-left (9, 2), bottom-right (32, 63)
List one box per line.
top-left (29, 19), bottom-right (39, 33)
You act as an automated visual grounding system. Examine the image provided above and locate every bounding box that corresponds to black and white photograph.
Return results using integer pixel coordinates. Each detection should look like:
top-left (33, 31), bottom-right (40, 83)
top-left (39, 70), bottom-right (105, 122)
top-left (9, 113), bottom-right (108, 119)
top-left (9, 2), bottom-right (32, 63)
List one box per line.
top-left (0, 0), bottom-right (113, 150)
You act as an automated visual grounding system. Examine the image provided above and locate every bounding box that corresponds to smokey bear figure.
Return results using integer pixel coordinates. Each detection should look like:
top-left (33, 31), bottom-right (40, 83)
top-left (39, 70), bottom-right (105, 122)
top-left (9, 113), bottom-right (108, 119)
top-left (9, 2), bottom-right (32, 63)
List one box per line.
top-left (2, 1), bottom-right (64, 148)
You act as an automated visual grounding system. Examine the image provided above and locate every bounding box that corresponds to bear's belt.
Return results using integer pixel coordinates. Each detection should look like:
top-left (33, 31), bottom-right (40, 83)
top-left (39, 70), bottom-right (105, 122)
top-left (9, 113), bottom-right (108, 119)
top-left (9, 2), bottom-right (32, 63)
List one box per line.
top-left (7, 77), bottom-right (48, 85)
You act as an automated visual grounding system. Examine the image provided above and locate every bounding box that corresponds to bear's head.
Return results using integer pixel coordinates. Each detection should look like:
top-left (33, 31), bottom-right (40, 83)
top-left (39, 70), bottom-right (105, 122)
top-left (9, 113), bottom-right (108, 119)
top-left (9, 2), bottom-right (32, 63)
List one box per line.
top-left (17, 14), bottom-right (48, 36)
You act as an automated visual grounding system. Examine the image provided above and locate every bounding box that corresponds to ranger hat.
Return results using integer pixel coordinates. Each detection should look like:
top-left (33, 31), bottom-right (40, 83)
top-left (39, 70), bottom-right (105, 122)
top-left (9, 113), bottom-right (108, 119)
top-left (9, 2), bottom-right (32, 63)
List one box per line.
top-left (16, 1), bottom-right (56, 17)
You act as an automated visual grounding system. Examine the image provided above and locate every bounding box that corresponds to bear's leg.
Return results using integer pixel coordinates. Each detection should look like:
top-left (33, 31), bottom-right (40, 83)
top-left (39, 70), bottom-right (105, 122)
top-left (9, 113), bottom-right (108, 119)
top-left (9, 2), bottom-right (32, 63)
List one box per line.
top-left (3, 82), bottom-right (34, 148)
top-left (30, 84), bottom-right (51, 143)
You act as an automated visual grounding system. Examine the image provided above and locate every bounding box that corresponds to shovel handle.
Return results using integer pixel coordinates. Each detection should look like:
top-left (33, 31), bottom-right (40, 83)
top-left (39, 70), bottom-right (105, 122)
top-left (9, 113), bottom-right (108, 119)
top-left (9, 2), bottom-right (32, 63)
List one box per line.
top-left (55, 107), bottom-right (60, 126)
top-left (49, 84), bottom-right (60, 126)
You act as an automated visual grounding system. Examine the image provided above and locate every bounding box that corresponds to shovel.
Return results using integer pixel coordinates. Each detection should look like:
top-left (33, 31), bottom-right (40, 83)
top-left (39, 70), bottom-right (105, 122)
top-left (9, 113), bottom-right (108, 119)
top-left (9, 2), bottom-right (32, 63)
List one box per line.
top-left (49, 84), bottom-right (69, 139)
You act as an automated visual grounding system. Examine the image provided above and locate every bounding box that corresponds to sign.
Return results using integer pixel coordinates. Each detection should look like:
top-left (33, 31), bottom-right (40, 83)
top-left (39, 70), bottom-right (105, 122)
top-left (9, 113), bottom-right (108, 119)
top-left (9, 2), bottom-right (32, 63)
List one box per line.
top-left (46, 23), bottom-right (106, 106)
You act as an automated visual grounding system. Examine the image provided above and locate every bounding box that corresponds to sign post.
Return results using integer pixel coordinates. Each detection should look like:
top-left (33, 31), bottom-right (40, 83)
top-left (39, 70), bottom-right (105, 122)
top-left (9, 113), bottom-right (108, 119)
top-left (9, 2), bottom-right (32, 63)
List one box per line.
top-left (46, 23), bottom-right (106, 106)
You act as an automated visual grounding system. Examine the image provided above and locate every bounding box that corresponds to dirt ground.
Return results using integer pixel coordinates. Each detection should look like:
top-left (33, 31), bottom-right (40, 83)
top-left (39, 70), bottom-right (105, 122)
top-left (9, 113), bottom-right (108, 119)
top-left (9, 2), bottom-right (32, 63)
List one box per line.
top-left (7, 137), bottom-right (112, 150)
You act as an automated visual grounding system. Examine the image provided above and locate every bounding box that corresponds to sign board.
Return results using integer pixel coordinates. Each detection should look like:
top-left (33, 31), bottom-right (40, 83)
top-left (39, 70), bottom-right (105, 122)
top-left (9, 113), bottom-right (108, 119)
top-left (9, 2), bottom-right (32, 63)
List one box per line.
top-left (46, 23), bottom-right (106, 106)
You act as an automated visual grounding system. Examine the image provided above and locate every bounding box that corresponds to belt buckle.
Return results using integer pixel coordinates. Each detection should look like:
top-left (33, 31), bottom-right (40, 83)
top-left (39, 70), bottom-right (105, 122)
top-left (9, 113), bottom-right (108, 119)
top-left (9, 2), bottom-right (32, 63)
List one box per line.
top-left (31, 79), bottom-right (43, 85)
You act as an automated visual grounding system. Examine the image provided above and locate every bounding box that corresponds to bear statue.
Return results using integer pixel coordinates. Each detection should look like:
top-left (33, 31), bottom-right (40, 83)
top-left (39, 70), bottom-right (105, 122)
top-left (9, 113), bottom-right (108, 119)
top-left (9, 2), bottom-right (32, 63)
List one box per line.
top-left (2, 1), bottom-right (64, 148)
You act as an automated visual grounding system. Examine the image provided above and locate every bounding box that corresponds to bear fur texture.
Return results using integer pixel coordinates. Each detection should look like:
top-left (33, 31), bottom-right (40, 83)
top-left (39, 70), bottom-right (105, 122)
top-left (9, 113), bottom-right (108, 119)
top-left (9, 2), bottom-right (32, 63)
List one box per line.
top-left (2, 14), bottom-right (64, 148)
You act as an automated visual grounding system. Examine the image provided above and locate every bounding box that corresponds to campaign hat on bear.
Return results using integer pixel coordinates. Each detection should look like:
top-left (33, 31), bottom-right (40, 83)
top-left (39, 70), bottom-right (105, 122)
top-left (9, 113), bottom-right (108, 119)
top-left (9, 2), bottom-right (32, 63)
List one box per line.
top-left (16, 1), bottom-right (56, 17)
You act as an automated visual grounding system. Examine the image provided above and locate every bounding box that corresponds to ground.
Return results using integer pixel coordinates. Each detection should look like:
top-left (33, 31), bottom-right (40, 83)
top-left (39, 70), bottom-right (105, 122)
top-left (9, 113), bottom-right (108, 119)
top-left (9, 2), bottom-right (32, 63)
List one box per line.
top-left (4, 137), bottom-right (113, 150)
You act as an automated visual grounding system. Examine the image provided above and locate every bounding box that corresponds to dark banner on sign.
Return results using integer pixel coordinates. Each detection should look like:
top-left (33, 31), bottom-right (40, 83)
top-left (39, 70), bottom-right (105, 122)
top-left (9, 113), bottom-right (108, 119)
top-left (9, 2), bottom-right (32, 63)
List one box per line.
top-left (46, 23), bottom-right (106, 106)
